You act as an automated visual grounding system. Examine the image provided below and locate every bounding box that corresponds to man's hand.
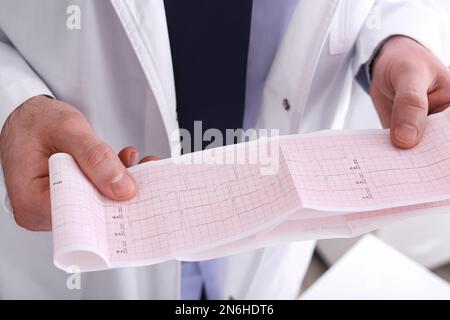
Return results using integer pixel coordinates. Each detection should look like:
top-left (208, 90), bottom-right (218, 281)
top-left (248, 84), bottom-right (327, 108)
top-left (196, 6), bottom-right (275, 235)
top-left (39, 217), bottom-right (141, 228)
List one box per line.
top-left (0, 96), bottom-right (137, 231)
top-left (371, 36), bottom-right (450, 149)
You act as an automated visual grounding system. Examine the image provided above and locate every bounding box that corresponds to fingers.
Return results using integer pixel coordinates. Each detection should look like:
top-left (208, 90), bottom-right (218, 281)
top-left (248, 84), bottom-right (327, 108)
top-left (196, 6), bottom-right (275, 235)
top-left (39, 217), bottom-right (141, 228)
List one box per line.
top-left (139, 155), bottom-right (160, 164)
top-left (370, 36), bottom-right (446, 149)
top-left (5, 150), bottom-right (52, 231)
top-left (428, 72), bottom-right (450, 114)
top-left (52, 122), bottom-right (137, 201)
top-left (430, 104), bottom-right (450, 114)
top-left (74, 140), bottom-right (137, 200)
top-left (119, 147), bottom-right (161, 168)
top-left (13, 177), bottom-right (51, 231)
top-left (390, 75), bottom-right (430, 149)
top-left (118, 147), bottom-right (159, 167)
top-left (118, 146), bottom-right (139, 168)
top-left (370, 85), bottom-right (394, 128)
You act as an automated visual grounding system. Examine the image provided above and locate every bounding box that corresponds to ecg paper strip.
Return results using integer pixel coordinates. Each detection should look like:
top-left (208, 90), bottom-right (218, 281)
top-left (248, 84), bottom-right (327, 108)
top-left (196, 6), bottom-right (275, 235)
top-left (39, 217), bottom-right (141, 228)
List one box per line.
top-left (49, 111), bottom-right (450, 272)
top-left (283, 111), bottom-right (450, 211)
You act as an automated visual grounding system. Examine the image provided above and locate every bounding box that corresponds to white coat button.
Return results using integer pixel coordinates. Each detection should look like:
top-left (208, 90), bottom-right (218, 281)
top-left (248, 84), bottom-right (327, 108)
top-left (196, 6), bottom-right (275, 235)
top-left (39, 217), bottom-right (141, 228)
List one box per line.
top-left (283, 98), bottom-right (291, 111)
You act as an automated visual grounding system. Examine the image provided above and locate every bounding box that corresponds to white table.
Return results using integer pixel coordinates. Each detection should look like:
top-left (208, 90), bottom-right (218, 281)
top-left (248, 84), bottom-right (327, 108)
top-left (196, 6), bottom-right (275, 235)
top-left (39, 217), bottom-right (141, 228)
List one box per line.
top-left (300, 235), bottom-right (450, 300)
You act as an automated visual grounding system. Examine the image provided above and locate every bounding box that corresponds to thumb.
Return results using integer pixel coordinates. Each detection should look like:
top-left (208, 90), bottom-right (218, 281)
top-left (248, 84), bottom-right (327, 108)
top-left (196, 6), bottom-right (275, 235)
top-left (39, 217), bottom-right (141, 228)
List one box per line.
top-left (390, 76), bottom-right (430, 149)
top-left (53, 125), bottom-right (137, 201)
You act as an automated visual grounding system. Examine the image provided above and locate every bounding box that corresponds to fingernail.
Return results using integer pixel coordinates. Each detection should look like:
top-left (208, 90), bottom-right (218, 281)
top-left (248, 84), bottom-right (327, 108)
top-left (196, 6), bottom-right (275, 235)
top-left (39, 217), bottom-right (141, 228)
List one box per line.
top-left (110, 172), bottom-right (136, 198)
top-left (128, 151), bottom-right (139, 167)
top-left (395, 124), bottom-right (418, 145)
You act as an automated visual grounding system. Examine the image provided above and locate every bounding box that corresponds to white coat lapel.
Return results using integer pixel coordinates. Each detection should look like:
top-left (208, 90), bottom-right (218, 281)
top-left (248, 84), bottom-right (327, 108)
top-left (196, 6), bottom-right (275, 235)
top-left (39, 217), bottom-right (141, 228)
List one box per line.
top-left (110, 0), bottom-right (180, 155)
top-left (258, 0), bottom-right (341, 134)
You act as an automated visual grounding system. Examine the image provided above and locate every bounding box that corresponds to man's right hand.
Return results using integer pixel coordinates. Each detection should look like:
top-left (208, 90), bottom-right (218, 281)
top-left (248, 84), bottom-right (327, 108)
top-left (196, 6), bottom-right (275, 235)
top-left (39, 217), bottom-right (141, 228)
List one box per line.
top-left (0, 96), bottom-right (137, 231)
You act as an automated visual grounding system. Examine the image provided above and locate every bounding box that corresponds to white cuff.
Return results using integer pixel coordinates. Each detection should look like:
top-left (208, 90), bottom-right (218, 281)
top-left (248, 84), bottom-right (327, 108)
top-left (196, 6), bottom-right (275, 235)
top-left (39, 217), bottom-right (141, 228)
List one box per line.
top-left (353, 1), bottom-right (450, 75)
top-left (0, 78), bottom-right (54, 128)
top-left (0, 164), bottom-right (13, 217)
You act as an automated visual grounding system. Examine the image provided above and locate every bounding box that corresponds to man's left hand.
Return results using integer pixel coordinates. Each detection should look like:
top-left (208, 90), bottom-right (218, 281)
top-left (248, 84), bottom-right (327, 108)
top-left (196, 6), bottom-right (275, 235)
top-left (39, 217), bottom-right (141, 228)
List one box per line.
top-left (371, 35), bottom-right (450, 149)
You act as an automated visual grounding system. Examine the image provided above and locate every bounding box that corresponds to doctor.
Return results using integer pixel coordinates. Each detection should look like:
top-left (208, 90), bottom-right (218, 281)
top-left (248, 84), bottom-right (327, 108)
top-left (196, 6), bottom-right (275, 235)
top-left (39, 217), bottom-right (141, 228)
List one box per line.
top-left (0, 0), bottom-right (450, 299)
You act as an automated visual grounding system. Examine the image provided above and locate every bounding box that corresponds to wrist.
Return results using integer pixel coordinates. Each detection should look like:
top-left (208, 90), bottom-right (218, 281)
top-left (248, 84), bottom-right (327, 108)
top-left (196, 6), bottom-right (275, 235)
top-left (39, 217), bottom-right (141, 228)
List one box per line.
top-left (372, 36), bottom-right (427, 77)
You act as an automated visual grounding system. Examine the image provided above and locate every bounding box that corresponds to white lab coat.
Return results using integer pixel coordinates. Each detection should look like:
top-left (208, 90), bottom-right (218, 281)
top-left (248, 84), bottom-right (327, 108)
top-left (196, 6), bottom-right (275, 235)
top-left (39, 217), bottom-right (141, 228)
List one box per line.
top-left (0, 0), bottom-right (449, 299)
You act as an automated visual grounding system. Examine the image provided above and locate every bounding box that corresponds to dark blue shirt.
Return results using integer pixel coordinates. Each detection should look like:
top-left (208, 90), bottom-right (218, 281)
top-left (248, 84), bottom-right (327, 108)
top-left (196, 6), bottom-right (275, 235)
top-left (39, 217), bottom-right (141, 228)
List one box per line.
top-left (164, 0), bottom-right (253, 151)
